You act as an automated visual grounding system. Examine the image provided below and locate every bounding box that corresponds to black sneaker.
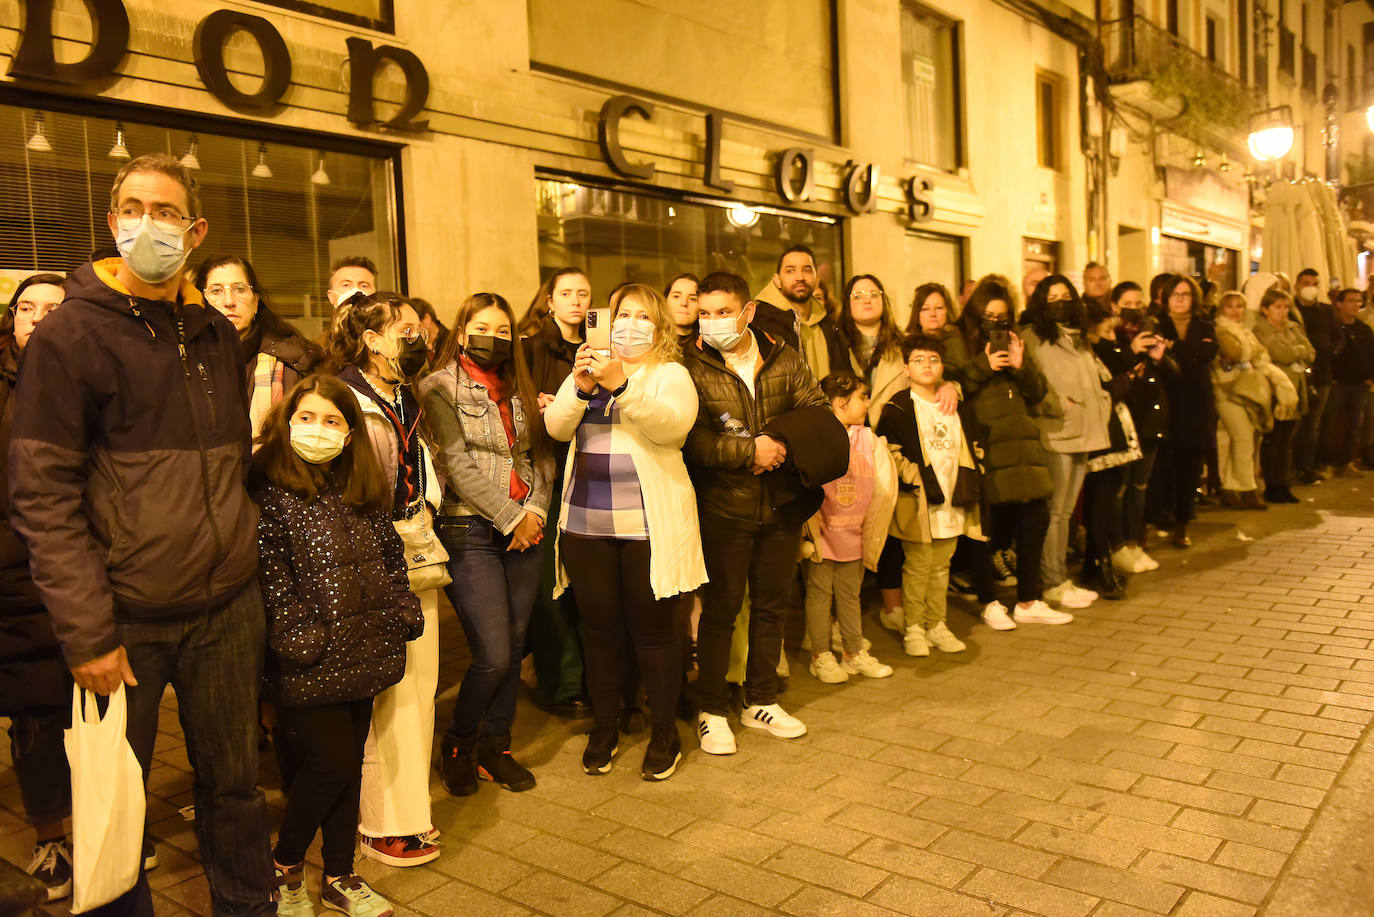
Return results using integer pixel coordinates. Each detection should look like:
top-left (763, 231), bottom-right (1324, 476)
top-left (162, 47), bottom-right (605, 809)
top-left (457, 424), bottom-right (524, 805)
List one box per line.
top-left (475, 740), bottom-right (536, 792)
top-left (991, 550), bottom-right (1017, 585)
top-left (26, 838), bottom-right (72, 902)
top-left (439, 734), bottom-right (477, 797)
top-left (618, 706), bottom-right (648, 735)
top-left (641, 726), bottom-right (683, 782)
top-left (581, 723), bottom-right (619, 776)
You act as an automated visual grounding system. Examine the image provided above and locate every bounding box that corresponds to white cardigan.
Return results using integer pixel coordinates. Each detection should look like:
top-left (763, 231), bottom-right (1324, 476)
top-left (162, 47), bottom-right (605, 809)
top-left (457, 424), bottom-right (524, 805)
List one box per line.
top-left (544, 360), bottom-right (709, 600)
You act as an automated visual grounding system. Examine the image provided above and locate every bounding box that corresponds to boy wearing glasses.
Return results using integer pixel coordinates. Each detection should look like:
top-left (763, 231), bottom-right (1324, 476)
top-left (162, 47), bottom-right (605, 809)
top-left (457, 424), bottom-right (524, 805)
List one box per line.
top-left (875, 334), bottom-right (984, 658)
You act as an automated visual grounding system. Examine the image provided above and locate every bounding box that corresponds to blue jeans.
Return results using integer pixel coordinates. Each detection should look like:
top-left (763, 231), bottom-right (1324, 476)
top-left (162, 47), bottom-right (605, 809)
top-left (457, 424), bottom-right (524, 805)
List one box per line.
top-left (120, 584), bottom-right (273, 916)
top-left (438, 516), bottom-right (543, 740)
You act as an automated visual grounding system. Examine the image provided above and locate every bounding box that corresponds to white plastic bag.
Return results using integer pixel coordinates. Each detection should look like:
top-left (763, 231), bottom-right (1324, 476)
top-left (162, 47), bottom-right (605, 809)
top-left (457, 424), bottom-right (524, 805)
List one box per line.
top-left (64, 684), bottom-right (145, 913)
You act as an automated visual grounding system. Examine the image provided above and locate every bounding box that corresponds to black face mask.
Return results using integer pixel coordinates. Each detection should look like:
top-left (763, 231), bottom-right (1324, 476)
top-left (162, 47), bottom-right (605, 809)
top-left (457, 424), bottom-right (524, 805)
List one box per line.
top-left (465, 334), bottom-right (512, 370)
top-left (980, 318), bottom-right (1009, 333)
top-left (396, 337), bottom-right (429, 377)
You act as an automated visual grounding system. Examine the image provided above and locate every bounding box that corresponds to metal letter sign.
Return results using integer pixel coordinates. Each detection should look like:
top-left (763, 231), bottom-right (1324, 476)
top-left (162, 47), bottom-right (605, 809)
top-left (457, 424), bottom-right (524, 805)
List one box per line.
top-left (774, 148), bottom-right (815, 203)
top-left (193, 10), bottom-right (292, 113)
top-left (844, 161), bottom-right (879, 214)
top-left (346, 37), bottom-right (431, 132)
top-left (704, 110), bottom-right (733, 193)
top-left (599, 95), bottom-right (656, 180)
top-left (906, 176), bottom-right (935, 223)
top-left (9, 0), bottom-right (130, 85)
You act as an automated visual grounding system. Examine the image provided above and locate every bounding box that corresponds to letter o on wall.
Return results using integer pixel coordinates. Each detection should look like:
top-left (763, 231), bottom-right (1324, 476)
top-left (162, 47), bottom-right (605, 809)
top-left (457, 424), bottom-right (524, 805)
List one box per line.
top-left (193, 10), bottom-right (292, 113)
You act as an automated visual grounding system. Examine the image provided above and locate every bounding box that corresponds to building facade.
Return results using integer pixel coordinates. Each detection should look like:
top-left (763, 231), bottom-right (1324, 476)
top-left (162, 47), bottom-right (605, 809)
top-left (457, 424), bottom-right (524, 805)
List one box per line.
top-left (0, 0), bottom-right (1366, 334)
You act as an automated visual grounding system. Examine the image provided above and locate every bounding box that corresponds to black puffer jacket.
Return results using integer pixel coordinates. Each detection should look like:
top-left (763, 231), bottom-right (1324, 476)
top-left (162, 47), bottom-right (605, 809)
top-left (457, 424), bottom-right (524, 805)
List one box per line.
top-left (0, 339), bottom-right (68, 714)
top-left (254, 479), bottom-right (423, 707)
top-left (683, 332), bottom-right (828, 525)
top-left (950, 345), bottom-right (1053, 505)
top-left (1157, 315), bottom-right (1219, 450)
top-left (1099, 331), bottom-right (1175, 444)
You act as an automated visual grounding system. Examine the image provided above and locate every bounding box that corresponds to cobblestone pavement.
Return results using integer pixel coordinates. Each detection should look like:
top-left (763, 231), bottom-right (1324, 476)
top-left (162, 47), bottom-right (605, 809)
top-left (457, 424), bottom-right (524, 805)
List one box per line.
top-left (4, 476), bottom-right (1374, 916)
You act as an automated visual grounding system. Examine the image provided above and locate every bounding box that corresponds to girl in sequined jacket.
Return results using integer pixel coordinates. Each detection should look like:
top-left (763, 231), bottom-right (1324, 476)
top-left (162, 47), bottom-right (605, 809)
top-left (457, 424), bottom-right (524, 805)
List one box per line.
top-left (249, 373), bottom-right (422, 917)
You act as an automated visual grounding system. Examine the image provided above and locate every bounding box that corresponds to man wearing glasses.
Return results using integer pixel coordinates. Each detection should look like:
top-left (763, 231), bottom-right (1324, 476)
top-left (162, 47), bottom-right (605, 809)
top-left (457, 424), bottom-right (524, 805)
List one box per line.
top-left (8, 153), bottom-right (274, 914)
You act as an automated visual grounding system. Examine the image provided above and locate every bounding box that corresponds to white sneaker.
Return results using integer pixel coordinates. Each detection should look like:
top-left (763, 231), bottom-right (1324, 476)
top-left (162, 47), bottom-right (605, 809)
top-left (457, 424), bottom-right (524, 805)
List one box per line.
top-left (841, 650), bottom-right (893, 678)
top-left (696, 713), bottom-right (737, 755)
top-left (830, 621), bottom-right (871, 654)
top-left (1043, 580), bottom-right (1093, 609)
top-left (740, 703), bottom-right (807, 738)
top-left (1070, 583), bottom-right (1099, 602)
top-left (879, 607), bottom-right (904, 634)
top-left (902, 624), bottom-right (930, 657)
top-left (1134, 547), bottom-right (1159, 572)
top-left (925, 621), bottom-right (967, 653)
top-left (1012, 600), bottom-right (1075, 625)
top-left (981, 601), bottom-right (1016, 631)
top-left (809, 652), bottom-right (849, 684)
top-left (1111, 546), bottom-right (1136, 576)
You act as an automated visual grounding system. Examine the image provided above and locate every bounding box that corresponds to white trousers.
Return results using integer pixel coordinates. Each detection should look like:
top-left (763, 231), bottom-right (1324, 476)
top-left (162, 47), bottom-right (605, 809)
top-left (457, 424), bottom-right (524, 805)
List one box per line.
top-left (358, 588), bottom-right (439, 839)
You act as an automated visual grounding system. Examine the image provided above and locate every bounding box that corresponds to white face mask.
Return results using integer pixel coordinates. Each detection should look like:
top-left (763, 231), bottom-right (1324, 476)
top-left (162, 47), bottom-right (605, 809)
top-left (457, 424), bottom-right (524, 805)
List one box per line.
top-left (115, 215), bottom-right (192, 284)
top-left (611, 316), bottom-right (655, 358)
top-left (699, 313), bottom-right (748, 352)
top-left (1298, 286), bottom-right (1319, 303)
top-left (289, 423), bottom-right (348, 464)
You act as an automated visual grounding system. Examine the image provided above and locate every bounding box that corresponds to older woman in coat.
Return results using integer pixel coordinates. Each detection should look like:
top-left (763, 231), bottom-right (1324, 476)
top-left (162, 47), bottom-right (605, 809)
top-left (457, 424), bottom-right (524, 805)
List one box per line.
top-left (1252, 287), bottom-right (1315, 503)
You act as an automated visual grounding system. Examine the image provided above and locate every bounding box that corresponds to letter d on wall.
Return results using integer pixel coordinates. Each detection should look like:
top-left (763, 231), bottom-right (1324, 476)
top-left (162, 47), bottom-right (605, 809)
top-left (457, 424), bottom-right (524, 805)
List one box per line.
top-left (9, 0), bottom-right (130, 85)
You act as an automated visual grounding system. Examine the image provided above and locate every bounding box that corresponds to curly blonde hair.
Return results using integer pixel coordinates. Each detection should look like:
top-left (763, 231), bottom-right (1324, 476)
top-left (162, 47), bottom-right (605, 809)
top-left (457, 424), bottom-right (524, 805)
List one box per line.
top-left (609, 283), bottom-right (682, 364)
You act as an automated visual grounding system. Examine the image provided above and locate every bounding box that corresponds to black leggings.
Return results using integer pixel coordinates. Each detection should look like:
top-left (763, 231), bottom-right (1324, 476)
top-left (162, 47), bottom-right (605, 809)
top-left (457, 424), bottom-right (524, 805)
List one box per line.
top-left (273, 698), bottom-right (373, 877)
top-left (1261, 419), bottom-right (1298, 490)
top-left (981, 499), bottom-right (1049, 604)
top-left (562, 534), bottom-right (682, 730)
top-left (1082, 464), bottom-right (1128, 558)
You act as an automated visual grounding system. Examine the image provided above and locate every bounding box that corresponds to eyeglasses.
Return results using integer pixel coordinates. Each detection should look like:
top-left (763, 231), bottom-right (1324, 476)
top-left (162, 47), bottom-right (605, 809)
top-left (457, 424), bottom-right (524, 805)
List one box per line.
top-left (13, 299), bottom-right (59, 319)
top-left (850, 291), bottom-right (883, 302)
top-left (907, 355), bottom-right (942, 366)
top-left (394, 326), bottom-right (430, 345)
top-left (204, 283), bottom-right (254, 302)
top-left (111, 205), bottom-right (195, 232)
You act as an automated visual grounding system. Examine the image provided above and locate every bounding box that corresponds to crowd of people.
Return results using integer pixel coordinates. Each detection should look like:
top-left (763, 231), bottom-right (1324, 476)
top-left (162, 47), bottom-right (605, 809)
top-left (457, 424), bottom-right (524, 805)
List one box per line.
top-left (3, 153), bottom-right (1374, 917)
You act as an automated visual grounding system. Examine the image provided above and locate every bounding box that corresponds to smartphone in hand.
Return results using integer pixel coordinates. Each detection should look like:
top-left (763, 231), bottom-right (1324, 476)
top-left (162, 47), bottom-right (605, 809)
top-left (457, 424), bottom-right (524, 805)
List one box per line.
top-left (988, 327), bottom-right (1011, 354)
top-left (585, 308), bottom-right (611, 355)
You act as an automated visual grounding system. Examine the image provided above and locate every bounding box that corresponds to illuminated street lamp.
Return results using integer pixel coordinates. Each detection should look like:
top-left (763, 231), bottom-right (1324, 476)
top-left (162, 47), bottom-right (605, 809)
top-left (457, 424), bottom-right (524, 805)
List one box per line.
top-left (1248, 106), bottom-right (1295, 162)
top-left (1366, 103), bottom-right (1374, 134)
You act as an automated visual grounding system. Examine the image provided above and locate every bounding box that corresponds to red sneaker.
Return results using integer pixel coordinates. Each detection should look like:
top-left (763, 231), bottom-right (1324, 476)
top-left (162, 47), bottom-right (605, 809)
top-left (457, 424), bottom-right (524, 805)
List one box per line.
top-left (358, 834), bottom-right (440, 867)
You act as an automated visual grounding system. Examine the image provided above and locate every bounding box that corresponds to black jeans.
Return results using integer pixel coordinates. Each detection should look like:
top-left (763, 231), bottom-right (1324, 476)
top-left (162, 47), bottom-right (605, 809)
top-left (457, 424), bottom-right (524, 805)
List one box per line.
top-left (122, 584), bottom-right (273, 916)
top-left (561, 534), bottom-right (682, 730)
top-left (1261, 419), bottom-right (1298, 489)
top-left (876, 536), bottom-right (904, 591)
top-left (1158, 445), bottom-right (1206, 525)
top-left (438, 516), bottom-right (543, 740)
top-left (692, 514), bottom-right (801, 716)
top-left (988, 499), bottom-right (1049, 604)
top-left (7, 706), bottom-right (71, 827)
top-left (1082, 464), bottom-right (1128, 558)
top-left (1320, 382), bottom-right (1368, 467)
top-left (1124, 443), bottom-right (1159, 544)
top-left (273, 698), bottom-right (374, 877)
top-left (1295, 381), bottom-right (1331, 472)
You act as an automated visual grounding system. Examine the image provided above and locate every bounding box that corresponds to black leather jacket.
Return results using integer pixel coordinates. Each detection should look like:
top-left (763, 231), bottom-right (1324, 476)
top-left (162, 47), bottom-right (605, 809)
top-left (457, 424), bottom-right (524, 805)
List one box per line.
top-left (682, 332), bottom-right (827, 525)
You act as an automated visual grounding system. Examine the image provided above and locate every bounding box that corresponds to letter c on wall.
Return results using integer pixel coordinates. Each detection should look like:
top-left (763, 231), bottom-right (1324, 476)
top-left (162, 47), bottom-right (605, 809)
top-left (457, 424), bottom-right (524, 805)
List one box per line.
top-left (599, 95), bottom-right (656, 181)
top-left (193, 10), bottom-right (292, 113)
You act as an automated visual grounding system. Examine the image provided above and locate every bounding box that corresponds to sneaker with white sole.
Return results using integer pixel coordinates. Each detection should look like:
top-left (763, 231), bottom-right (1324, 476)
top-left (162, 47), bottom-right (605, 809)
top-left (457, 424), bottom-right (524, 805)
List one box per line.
top-left (830, 621), bottom-right (871, 654)
top-left (841, 650), bottom-right (893, 678)
top-left (902, 624), bottom-right (930, 656)
top-left (1133, 547), bottom-right (1159, 572)
top-left (991, 550), bottom-right (1017, 584)
top-left (981, 601), bottom-right (1016, 631)
top-left (740, 703), bottom-right (807, 738)
top-left (274, 863), bottom-right (316, 917)
top-left (321, 874), bottom-right (392, 917)
top-left (696, 712), bottom-right (737, 755)
top-left (1111, 546), bottom-right (1137, 576)
top-left (26, 839), bottom-right (72, 902)
top-left (1043, 580), bottom-right (1093, 609)
top-left (925, 621), bottom-right (966, 652)
top-left (1070, 583), bottom-right (1099, 602)
top-left (879, 607), bottom-right (904, 634)
top-left (809, 652), bottom-right (848, 684)
top-left (1012, 600), bottom-right (1074, 625)
top-left (358, 833), bottom-right (440, 867)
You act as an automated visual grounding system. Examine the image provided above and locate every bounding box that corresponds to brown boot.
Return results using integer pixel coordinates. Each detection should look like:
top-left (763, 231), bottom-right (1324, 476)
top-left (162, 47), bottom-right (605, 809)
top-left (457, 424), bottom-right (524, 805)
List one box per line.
top-left (1242, 489), bottom-right (1268, 510)
top-left (1218, 489), bottom-right (1244, 509)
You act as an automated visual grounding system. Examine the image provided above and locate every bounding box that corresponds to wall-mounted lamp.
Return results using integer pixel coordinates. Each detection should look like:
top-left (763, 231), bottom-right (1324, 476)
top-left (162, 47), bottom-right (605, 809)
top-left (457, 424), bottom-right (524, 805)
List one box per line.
top-left (1247, 105), bottom-right (1295, 162)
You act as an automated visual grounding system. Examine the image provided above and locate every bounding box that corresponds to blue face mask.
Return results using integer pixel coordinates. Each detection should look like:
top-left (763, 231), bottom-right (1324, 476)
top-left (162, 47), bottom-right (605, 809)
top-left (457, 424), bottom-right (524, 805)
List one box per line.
top-left (611, 316), bottom-right (655, 358)
top-left (115, 215), bottom-right (192, 284)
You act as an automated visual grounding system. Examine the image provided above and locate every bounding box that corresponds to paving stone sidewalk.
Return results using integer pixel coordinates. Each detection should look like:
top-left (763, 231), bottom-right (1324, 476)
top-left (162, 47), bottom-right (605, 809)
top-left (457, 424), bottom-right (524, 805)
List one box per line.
top-left (3, 477), bottom-right (1374, 916)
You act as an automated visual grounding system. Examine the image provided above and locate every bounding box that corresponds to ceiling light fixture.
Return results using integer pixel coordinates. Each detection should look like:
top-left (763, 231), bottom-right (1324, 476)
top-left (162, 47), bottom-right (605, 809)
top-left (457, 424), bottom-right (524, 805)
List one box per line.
top-left (26, 112), bottom-right (53, 153)
top-left (251, 142), bottom-right (273, 179)
top-left (311, 154), bottom-right (331, 186)
top-left (108, 122), bottom-right (130, 161)
top-left (181, 134), bottom-right (201, 170)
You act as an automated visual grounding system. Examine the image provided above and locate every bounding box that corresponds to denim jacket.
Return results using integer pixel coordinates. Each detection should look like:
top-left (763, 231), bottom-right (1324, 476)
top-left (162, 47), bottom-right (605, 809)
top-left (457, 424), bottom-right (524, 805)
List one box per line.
top-left (418, 361), bottom-right (554, 534)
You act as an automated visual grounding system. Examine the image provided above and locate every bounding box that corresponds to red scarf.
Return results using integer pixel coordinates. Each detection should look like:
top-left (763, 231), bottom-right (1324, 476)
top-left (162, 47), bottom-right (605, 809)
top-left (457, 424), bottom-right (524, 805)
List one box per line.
top-left (460, 356), bottom-right (530, 502)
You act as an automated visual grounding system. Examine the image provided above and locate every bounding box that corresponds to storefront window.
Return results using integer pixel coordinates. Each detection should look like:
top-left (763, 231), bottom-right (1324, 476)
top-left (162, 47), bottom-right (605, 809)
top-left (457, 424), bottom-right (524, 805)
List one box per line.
top-left (900, 2), bottom-right (963, 172)
top-left (1, 106), bottom-right (399, 338)
top-left (535, 177), bottom-right (843, 305)
top-left (901, 230), bottom-right (965, 323)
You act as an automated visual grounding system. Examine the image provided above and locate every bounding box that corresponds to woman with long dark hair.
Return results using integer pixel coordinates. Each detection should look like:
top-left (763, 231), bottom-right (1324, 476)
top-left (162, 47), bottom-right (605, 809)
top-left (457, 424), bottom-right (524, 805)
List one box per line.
top-left (194, 256), bottom-right (323, 438)
top-left (421, 292), bottom-right (555, 794)
top-left (1019, 275), bottom-right (1111, 609)
top-left (837, 274), bottom-right (906, 423)
top-left (1154, 275), bottom-right (1219, 547)
top-left (327, 292), bottom-right (445, 866)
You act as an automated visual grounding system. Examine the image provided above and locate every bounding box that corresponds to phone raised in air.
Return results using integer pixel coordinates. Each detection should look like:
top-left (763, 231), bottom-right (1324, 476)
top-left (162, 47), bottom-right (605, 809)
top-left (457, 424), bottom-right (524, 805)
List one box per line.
top-left (988, 327), bottom-right (1011, 354)
top-left (585, 308), bottom-right (611, 354)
